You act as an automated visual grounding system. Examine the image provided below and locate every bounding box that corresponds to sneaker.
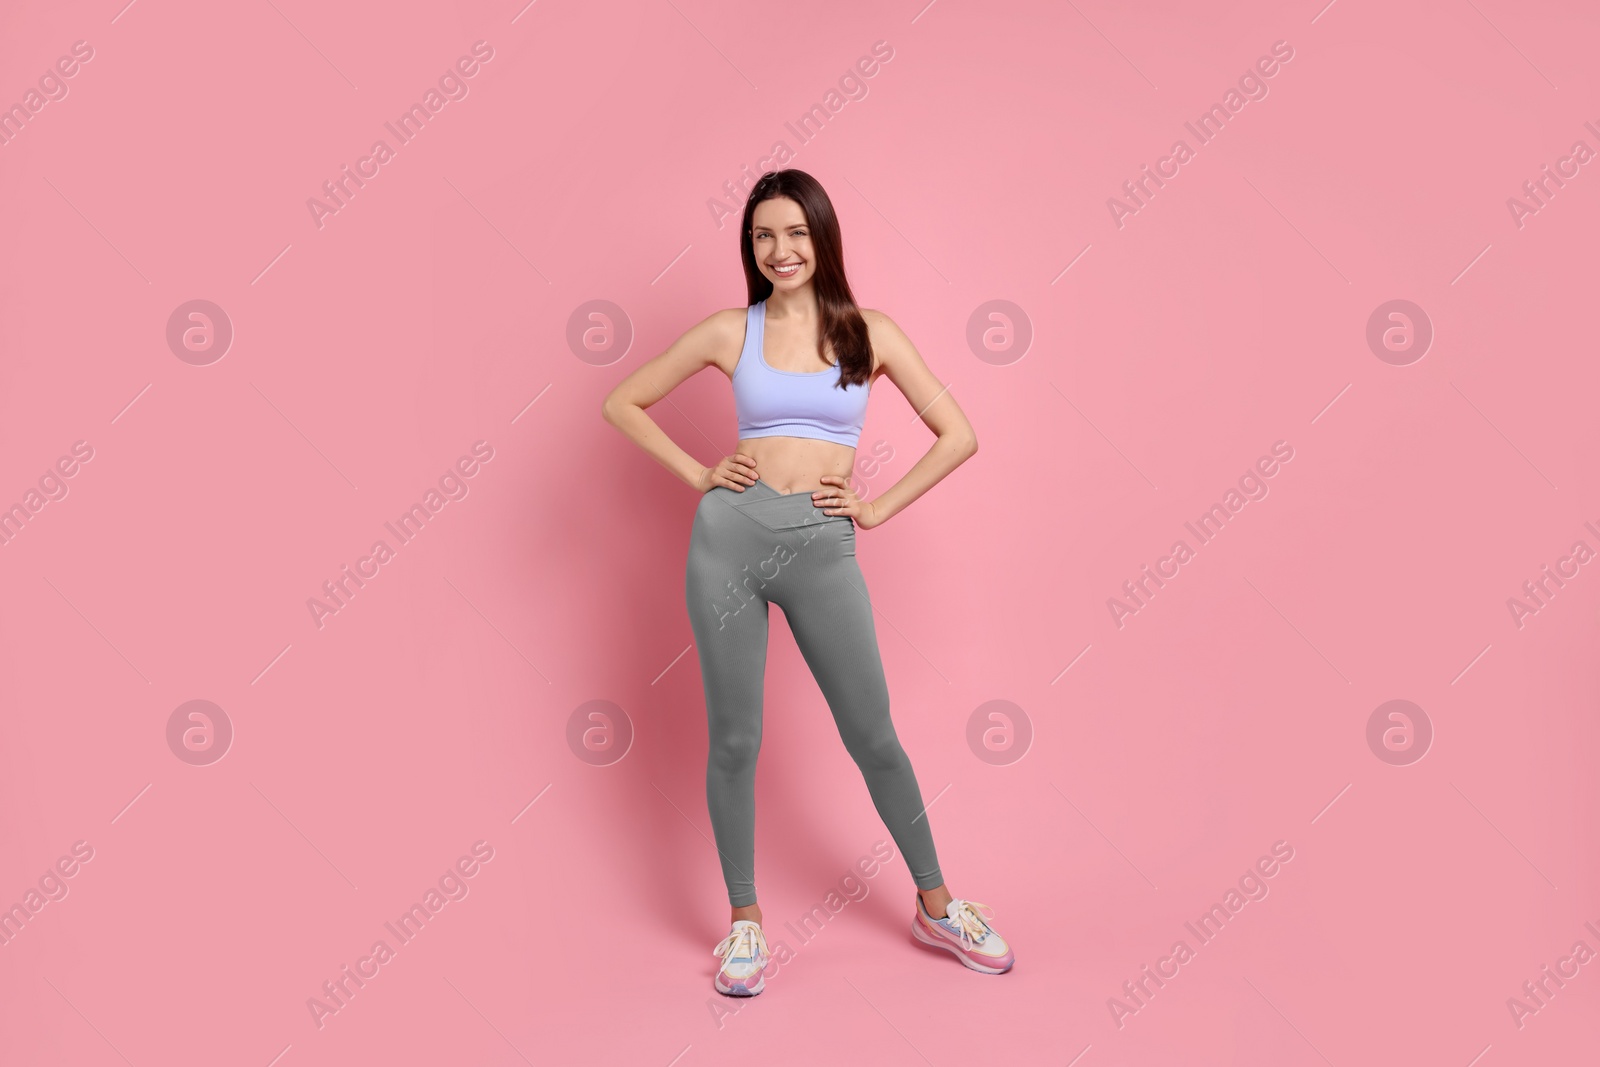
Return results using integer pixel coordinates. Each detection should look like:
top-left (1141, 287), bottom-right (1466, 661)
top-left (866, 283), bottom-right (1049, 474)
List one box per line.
top-left (911, 896), bottom-right (1014, 974)
top-left (712, 919), bottom-right (770, 996)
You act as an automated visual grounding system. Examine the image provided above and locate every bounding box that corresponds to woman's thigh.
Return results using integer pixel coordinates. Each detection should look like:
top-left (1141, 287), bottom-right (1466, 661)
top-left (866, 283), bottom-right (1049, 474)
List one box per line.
top-left (776, 525), bottom-right (895, 736)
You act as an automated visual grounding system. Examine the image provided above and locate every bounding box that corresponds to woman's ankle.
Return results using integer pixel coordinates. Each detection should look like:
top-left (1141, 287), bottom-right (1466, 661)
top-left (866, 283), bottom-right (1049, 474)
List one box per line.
top-left (731, 904), bottom-right (763, 925)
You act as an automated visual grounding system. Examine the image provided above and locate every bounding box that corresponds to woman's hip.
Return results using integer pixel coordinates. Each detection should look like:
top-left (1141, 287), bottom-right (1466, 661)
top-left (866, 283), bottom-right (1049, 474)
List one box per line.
top-left (688, 481), bottom-right (855, 587)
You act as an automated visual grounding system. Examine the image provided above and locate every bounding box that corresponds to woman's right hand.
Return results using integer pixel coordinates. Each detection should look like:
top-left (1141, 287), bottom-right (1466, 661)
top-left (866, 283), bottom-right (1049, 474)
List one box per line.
top-left (698, 453), bottom-right (759, 492)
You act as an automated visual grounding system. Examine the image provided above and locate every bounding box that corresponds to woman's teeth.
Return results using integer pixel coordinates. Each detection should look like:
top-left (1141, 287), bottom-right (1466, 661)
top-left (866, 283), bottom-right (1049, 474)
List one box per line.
top-left (773, 263), bottom-right (802, 275)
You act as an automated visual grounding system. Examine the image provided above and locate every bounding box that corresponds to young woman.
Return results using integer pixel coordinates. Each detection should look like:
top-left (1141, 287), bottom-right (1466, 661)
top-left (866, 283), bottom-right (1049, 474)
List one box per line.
top-left (602, 169), bottom-right (1014, 995)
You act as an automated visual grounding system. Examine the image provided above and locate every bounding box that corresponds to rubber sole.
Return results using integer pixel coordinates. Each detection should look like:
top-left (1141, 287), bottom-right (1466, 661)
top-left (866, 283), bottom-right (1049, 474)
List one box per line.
top-left (910, 917), bottom-right (1012, 974)
top-left (714, 968), bottom-right (766, 996)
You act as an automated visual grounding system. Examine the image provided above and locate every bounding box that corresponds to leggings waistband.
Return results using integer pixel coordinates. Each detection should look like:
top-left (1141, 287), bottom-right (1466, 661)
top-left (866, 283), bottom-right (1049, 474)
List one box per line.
top-left (735, 478), bottom-right (814, 501)
top-left (717, 478), bottom-right (851, 533)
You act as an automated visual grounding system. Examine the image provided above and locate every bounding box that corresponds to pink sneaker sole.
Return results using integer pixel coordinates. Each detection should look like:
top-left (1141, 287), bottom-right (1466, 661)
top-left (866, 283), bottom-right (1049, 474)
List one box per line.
top-left (716, 972), bottom-right (764, 998)
top-left (714, 966), bottom-right (766, 996)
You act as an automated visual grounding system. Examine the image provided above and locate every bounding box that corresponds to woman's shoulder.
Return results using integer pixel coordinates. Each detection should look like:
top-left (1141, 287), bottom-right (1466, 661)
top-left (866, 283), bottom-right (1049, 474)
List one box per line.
top-left (684, 305), bottom-right (754, 345)
top-left (658, 306), bottom-right (755, 380)
top-left (858, 307), bottom-right (908, 379)
top-left (858, 306), bottom-right (908, 341)
top-left (713, 304), bottom-right (757, 334)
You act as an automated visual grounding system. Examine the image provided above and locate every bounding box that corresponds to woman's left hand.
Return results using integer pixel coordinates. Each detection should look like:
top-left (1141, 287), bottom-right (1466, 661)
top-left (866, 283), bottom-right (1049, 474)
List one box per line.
top-left (812, 475), bottom-right (883, 530)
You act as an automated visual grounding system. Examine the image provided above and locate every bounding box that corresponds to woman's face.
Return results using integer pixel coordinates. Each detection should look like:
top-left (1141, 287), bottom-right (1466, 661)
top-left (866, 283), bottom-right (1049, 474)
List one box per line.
top-left (750, 197), bottom-right (815, 291)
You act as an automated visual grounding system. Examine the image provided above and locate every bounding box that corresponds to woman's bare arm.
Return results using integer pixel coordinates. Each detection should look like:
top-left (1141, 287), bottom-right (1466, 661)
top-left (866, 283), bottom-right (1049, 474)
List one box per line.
top-left (601, 308), bottom-right (742, 491)
top-left (861, 309), bottom-right (978, 524)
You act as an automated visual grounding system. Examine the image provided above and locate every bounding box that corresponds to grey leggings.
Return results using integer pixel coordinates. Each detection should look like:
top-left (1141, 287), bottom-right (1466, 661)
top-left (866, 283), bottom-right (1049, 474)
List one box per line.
top-left (685, 477), bottom-right (944, 908)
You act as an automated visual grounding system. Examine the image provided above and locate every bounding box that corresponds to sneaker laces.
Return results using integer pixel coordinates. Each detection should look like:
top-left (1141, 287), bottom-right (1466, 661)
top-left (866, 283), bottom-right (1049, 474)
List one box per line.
top-left (713, 922), bottom-right (769, 967)
top-left (940, 899), bottom-right (995, 950)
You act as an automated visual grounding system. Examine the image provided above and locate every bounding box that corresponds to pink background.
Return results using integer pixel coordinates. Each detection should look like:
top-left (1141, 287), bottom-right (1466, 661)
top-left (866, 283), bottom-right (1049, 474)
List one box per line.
top-left (3, 0), bottom-right (1599, 1063)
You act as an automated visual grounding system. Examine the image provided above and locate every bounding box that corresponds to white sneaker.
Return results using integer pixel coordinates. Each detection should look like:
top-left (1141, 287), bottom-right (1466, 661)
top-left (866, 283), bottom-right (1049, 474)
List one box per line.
top-left (911, 896), bottom-right (1015, 974)
top-left (712, 919), bottom-right (770, 996)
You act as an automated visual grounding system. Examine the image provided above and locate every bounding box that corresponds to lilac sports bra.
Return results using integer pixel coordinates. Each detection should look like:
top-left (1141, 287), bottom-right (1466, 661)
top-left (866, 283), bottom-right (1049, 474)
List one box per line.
top-left (732, 299), bottom-right (869, 448)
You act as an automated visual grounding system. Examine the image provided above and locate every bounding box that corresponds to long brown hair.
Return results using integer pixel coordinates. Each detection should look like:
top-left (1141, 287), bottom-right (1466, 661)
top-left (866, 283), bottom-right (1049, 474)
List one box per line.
top-left (740, 169), bottom-right (872, 390)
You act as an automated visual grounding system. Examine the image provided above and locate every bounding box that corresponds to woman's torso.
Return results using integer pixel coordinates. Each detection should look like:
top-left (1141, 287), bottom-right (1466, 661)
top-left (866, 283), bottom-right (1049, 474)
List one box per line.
top-left (723, 303), bottom-right (882, 495)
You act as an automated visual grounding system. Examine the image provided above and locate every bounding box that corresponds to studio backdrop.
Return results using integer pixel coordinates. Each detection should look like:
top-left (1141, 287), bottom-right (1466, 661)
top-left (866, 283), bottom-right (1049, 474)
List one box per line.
top-left (1, 1), bottom-right (1597, 1064)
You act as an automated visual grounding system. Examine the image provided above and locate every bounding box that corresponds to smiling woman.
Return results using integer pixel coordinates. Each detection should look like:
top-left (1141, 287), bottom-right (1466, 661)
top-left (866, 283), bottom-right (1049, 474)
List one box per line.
top-left (602, 168), bottom-right (1013, 996)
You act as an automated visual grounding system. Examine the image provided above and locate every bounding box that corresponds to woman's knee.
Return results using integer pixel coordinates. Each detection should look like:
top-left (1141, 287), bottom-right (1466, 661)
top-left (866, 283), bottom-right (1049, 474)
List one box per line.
top-left (708, 727), bottom-right (762, 773)
top-left (843, 727), bottom-right (906, 773)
